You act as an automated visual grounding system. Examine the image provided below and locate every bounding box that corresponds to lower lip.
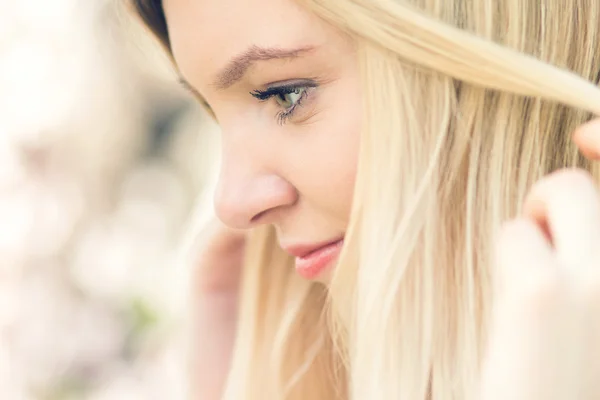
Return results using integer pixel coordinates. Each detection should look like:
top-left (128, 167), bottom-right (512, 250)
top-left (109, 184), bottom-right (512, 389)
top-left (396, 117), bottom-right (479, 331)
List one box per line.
top-left (294, 239), bottom-right (343, 280)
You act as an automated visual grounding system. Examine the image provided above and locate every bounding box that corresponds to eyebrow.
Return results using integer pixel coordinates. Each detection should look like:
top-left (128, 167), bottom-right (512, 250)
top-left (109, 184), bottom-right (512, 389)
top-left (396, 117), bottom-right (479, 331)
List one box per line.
top-left (177, 45), bottom-right (316, 108)
top-left (211, 45), bottom-right (316, 90)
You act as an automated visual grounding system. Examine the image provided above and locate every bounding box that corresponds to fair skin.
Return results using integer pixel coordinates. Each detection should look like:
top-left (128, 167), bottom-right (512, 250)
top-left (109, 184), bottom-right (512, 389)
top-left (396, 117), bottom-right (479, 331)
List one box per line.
top-left (164, 0), bottom-right (359, 396)
top-left (165, 0), bottom-right (360, 261)
top-left (163, 0), bottom-right (600, 398)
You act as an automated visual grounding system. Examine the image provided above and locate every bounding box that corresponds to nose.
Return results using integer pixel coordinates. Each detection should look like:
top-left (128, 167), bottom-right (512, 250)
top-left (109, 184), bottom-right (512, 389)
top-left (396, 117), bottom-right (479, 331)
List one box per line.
top-left (214, 158), bottom-right (298, 230)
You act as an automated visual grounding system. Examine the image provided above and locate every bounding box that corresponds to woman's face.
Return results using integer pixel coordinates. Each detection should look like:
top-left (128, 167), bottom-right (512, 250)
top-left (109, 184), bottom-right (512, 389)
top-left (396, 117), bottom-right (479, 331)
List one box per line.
top-left (164, 0), bottom-right (361, 281)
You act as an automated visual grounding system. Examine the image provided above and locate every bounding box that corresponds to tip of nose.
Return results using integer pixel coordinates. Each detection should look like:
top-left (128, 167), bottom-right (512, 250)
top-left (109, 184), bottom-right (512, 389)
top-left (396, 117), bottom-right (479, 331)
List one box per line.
top-left (214, 174), bottom-right (298, 229)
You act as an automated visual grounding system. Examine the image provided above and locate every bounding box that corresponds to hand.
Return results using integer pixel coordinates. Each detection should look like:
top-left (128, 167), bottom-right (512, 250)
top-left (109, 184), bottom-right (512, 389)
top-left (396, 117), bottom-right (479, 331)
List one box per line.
top-left (189, 217), bottom-right (246, 293)
top-left (480, 119), bottom-right (600, 400)
top-left (186, 216), bottom-right (246, 400)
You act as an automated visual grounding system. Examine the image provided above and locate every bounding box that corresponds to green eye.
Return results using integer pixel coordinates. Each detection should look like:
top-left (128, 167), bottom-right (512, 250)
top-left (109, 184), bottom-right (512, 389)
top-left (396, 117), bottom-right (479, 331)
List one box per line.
top-left (250, 82), bottom-right (317, 125)
top-left (275, 87), bottom-right (306, 109)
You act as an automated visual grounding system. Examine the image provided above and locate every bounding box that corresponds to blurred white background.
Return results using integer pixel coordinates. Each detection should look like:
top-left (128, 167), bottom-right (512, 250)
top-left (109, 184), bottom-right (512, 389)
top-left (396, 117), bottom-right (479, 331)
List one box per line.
top-left (0, 0), bottom-right (218, 398)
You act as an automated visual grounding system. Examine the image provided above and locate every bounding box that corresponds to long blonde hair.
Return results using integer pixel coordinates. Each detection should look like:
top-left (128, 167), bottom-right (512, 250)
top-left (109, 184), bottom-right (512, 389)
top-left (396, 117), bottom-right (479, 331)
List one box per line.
top-left (129, 0), bottom-right (600, 398)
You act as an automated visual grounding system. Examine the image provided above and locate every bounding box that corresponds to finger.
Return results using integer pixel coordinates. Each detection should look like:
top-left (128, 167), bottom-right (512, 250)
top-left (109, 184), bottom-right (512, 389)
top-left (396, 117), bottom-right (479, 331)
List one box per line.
top-left (580, 286), bottom-right (600, 398)
top-left (191, 218), bottom-right (246, 261)
top-left (482, 219), bottom-right (575, 400)
top-left (573, 118), bottom-right (600, 160)
top-left (494, 219), bottom-right (554, 300)
top-left (183, 217), bottom-right (246, 294)
top-left (522, 169), bottom-right (600, 272)
top-left (522, 170), bottom-right (600, 399)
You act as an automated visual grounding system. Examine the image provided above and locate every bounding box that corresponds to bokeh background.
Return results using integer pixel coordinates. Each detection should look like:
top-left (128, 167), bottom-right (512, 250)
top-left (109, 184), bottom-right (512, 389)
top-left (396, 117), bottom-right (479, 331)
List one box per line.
top-left (0, 1), bottom-right (219, 398)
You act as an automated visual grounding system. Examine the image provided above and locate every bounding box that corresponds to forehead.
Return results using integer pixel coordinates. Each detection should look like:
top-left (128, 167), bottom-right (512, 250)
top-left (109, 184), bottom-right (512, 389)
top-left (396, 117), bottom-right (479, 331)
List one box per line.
top-left (163, 0), bottom-right (330, 85)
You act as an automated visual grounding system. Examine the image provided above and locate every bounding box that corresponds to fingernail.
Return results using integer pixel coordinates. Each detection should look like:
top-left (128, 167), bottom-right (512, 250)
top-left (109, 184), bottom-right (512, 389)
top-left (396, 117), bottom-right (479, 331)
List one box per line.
top-left (575, 119), bottom-right (600, 158)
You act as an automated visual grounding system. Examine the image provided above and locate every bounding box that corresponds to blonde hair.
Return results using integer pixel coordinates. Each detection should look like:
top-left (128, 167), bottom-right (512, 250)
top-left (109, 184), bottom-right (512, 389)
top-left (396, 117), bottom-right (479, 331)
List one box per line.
top-left (129, 0), bottom-right (600, 399)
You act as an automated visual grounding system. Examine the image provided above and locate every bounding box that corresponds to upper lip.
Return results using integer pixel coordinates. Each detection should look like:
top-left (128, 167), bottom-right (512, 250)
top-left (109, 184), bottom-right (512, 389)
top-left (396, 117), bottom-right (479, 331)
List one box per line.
top-left (281, 237), bottom-right (344, 258)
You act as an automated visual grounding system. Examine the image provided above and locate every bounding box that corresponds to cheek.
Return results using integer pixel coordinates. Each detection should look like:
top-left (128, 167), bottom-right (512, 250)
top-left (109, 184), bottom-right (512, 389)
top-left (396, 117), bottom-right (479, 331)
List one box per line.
top-left (284, 97), bottom-right (361, 223)
top-left (325, 141), bottom-right (358, 223)
top-left (272, 62), bottom-right (362, 224)
top-left (322, 78), bottom-right (362, 221)
top-left (328, 120), bottom-right (360, 222)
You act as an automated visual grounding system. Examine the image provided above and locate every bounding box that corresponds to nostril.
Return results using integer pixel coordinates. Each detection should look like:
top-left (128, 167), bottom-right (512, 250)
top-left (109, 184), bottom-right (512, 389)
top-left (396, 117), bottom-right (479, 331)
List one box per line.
top-left (250, 209), bottom-right (268, 224)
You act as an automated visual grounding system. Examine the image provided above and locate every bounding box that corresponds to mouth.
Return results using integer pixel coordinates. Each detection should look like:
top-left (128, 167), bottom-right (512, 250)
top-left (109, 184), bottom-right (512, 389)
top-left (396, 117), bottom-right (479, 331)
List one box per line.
top-left (282, 237), bottom-right (344, 280)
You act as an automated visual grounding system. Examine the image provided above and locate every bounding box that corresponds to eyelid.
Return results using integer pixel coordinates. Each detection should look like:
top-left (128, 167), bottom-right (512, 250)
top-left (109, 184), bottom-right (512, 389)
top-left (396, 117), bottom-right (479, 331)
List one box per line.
top-left (268, 79), bottom-right (319, 89)
top-left (265, 77), bottom-right (320, 87)
top-left (250, 80), bottom-right (318, 101)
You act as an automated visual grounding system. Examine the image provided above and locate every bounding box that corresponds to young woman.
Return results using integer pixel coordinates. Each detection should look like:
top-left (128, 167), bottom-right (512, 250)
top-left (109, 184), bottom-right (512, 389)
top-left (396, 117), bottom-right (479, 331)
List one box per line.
top-left (129, 0), bottom-right (600, 399)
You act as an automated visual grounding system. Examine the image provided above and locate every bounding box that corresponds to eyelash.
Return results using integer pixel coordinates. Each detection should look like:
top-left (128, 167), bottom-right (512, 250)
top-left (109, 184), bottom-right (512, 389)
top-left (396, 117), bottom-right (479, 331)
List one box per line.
top-left (250, 82), bottom-right (317, 125)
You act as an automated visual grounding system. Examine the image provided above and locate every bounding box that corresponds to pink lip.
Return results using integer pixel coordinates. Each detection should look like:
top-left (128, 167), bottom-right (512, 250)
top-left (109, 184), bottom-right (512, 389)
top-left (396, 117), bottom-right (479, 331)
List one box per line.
top-left (282, 238), bottom-right (344, 279)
